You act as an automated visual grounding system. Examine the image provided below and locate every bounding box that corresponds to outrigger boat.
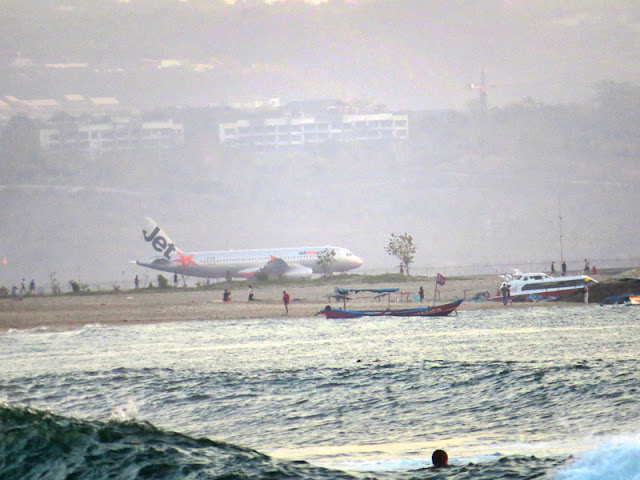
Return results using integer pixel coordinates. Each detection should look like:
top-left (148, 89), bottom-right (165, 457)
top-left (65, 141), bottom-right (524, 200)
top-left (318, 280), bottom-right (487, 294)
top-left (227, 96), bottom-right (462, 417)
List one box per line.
top-left (317, 299), bottom-right (464, 319)
top-left (316, 287), bottom-right (463, 319)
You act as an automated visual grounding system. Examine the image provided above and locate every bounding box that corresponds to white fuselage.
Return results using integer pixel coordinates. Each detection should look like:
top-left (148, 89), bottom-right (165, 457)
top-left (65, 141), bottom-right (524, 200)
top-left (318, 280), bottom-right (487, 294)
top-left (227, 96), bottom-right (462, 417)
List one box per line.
top-left (137, 246), bottom-right (363, 280)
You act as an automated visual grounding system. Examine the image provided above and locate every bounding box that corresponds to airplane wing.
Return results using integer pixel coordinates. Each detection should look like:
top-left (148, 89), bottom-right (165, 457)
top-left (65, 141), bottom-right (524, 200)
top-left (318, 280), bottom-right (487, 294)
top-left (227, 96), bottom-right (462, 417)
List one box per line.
top-left (262, 256), bottom-right (313, 280)
top-left (263, 257), bottom-right (290, 276)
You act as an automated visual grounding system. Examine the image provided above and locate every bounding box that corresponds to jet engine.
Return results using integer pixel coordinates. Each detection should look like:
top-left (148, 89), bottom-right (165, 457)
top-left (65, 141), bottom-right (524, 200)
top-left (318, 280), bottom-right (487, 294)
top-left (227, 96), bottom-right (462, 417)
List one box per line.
top-left (280, 265), bottom-right (313, 280)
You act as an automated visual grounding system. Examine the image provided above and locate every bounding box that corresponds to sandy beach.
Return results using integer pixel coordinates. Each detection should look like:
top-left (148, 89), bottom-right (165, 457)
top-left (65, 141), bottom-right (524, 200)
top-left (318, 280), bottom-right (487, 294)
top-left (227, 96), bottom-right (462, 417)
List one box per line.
top-left (0, 275), bottom-right (596, 332)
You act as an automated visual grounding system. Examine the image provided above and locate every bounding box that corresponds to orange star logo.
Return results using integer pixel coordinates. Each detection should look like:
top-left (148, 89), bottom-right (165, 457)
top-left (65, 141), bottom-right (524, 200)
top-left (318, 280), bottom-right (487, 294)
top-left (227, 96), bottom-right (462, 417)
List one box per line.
top-left (173, 251), bottom-right (197, 269)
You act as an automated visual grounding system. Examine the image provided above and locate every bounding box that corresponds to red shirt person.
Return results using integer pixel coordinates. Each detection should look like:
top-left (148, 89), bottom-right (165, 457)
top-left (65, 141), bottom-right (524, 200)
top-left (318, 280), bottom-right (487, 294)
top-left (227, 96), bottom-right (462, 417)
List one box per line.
top-left (282, 290), bottom-right (290, 314)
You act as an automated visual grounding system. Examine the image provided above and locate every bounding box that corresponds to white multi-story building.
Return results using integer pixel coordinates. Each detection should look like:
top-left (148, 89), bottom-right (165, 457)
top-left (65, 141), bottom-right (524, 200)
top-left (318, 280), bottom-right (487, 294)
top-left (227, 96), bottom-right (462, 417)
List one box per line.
top-left (219, 113), bottom-right (408, 148)
top-left (39, 118), bottom-right (184, 154)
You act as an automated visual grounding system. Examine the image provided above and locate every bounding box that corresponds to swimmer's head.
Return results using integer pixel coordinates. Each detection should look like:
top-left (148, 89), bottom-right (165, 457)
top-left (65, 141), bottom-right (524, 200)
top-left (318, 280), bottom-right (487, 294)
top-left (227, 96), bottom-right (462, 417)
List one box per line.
top-left (432, 449), bottom-right (448, 468)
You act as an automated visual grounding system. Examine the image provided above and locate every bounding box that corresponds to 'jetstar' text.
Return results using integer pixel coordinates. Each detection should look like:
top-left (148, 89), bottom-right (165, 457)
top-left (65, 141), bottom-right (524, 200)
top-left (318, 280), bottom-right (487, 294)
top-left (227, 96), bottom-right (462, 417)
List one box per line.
top-left (143, 226), bottom-right (177, 259)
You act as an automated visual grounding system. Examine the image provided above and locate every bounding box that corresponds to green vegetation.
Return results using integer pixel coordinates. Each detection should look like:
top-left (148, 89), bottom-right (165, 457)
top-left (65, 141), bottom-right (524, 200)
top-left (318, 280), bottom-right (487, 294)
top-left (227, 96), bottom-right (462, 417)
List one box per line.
top-left (316, 248), bottom-right (337, 276)
top-left (385, 233), bottom-right (416, 276)
top-left (157, 275), bottom-right (169, 289)
top-left (68, 280), bottom-right (90, 293)
top-left (563, 279), bottom-right (640, 303)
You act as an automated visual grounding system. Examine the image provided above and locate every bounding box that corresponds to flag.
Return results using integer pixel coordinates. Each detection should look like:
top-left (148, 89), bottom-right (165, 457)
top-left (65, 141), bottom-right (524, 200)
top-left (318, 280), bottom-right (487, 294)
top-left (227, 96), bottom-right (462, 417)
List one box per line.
top-left (436, 273), bottom-right (446, 286)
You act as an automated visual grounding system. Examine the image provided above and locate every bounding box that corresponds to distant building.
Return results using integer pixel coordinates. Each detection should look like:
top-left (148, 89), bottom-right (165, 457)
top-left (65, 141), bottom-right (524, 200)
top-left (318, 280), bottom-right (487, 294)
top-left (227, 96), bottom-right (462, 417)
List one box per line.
top-left (229, 97), bottom-right (282, 110)
top-left (39, 117), bottom-right (184, 155)
top-left (88, 97), bottom-right (120, 109)
top-left (1, 96), bottom-right (59, 117)
top-left (0, 98), bottom-right (10, 121)
top-left (44, 63), bottom-right (89, 69)
top-left (219, 112), bottom-right (408, 149)
top-left (1, 95), bottom-right (124, 119)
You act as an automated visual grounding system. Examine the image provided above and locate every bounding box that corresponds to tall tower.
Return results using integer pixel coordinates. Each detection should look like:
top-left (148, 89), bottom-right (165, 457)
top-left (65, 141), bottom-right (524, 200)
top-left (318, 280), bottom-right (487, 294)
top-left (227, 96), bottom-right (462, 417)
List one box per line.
top-left (469, 68), bottom-right (488, 115)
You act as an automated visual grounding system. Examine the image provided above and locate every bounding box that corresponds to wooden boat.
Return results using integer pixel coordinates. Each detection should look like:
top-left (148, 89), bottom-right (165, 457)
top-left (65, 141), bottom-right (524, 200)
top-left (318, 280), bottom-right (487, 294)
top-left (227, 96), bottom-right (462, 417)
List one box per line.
top-left (316, 299), bottom-right (463, 319)
top-left (600, 294), bottom-right (640, 306)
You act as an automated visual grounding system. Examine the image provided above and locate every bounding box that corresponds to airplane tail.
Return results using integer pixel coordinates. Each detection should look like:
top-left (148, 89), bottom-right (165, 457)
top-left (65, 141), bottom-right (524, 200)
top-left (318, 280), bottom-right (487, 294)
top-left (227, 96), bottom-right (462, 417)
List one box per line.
top-left (142, 217), bottom-right (181, 259)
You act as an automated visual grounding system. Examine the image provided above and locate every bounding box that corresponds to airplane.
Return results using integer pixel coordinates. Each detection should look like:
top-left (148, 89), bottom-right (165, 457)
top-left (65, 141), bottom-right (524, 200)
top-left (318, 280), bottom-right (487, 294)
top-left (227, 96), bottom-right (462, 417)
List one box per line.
top-left (135, 218), bottom-right (363, 281)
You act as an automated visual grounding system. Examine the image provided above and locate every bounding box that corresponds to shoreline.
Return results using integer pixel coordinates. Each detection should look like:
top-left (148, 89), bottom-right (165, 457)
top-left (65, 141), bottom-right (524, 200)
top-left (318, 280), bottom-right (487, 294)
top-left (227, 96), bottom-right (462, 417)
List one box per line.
top-left (0, 275), bottom-right (601, 333)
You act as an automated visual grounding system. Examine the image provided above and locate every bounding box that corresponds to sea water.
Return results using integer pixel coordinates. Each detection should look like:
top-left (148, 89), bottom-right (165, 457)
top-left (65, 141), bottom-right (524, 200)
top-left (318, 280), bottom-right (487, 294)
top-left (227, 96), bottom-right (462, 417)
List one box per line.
top-left (1, 306), bottom-right (640, 479)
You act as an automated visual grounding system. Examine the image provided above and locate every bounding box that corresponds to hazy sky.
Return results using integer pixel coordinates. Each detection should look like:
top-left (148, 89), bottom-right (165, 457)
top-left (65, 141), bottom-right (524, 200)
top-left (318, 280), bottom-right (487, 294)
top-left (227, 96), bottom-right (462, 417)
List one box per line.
top-left (1, 0), bottom-right (639, 289)
top-left (3, 0), bottom-right (640, 110)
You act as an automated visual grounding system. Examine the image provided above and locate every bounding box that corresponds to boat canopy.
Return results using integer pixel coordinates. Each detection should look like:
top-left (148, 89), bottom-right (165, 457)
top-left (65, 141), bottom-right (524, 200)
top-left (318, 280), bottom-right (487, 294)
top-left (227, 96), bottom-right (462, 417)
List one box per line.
top-left (335, 287), bottom-right (399, 295)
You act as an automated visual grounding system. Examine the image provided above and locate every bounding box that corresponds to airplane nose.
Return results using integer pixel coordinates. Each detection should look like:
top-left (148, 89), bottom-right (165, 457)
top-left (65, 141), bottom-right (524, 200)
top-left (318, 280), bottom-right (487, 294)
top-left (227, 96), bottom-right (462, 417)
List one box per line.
top-left (353, 256), bottom-right (364, 266)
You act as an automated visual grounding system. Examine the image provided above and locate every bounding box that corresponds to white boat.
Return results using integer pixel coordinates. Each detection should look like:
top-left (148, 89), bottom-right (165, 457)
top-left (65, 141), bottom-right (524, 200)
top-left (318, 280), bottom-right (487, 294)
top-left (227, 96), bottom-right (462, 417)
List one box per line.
top-left (493, 269), bottom-right (597, 303)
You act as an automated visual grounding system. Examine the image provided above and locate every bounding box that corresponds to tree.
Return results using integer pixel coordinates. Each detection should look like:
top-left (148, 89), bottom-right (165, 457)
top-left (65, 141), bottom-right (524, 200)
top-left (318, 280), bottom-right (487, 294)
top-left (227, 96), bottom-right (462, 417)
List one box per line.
top-left (316, 248), bottom-right (336, 276)
top-left (157, 274), bottom-right (169, 288)
top-left (69, 280), bottom-right (81, 293)
top-left (385, 233), bottom-right (416, 276)
top-left (0, 114), bottom-right (41, 176)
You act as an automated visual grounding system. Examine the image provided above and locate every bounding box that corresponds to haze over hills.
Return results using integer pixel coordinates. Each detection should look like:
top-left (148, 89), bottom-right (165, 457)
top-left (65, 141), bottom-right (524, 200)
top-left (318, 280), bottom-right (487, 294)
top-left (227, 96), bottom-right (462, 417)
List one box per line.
top-left (1, 0), bottom-right (639, 290)
top-left (2, 0), bottom-right (640, 109)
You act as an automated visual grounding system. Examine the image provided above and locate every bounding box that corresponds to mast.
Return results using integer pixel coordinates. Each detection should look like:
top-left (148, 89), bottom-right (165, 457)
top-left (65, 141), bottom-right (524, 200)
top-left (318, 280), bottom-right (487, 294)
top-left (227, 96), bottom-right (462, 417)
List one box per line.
top-left (469, 68), bottom-right (488, 116)
top-left (558, 196), bottom-right (564, 262)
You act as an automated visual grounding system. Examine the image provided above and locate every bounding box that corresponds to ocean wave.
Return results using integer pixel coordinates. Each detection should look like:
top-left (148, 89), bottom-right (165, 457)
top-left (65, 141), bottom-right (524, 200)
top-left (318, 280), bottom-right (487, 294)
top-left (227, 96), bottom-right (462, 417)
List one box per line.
top-left (0, 404), bottom-right (359, 480)
top-left (551, 436), bottom-right (640, 480)
top-left (0, 404), bottom-right (609, 480)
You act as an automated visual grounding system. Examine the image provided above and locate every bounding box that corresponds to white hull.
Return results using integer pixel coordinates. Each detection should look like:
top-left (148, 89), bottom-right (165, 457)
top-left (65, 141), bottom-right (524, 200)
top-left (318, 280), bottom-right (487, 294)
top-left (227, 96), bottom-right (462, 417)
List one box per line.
top-left (494, 270), bottom-right (596, 302)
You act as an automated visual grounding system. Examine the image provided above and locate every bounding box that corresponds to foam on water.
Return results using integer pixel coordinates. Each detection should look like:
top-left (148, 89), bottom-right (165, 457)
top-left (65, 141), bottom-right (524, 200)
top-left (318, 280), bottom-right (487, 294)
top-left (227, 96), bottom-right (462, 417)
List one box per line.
top-left (109, 398), bottom-right (139, 422)
top-left (553, 435), bottom-right (640, 480)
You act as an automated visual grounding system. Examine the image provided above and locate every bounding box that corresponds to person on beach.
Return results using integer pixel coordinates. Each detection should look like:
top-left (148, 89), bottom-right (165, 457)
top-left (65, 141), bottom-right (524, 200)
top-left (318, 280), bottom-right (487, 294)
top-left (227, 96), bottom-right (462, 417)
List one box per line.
top-left (562, 261), bottom-right (567, 276)
top-left (551, 261), bottom-right (555, 274)
top-left (248, 285), bottom-right (254, 301)
top-left (282, 290), bottom-right (290, 314)
top-left (223, 289), bottom-right (231, 302)
top-left (431, 449), bottom-right (449, 469)
top-left (583, 284), bottom-right (589, 304)
top-left (174, 272), bottom-right (179, 287)
top-left (419, 286), bottom-right (424, 302)
top-left (584, 259), bottom-right (590, 273)
top-left (500, 283), bottom-right (510, 305)
top-left (134, 275), bottom-right (139, 289)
